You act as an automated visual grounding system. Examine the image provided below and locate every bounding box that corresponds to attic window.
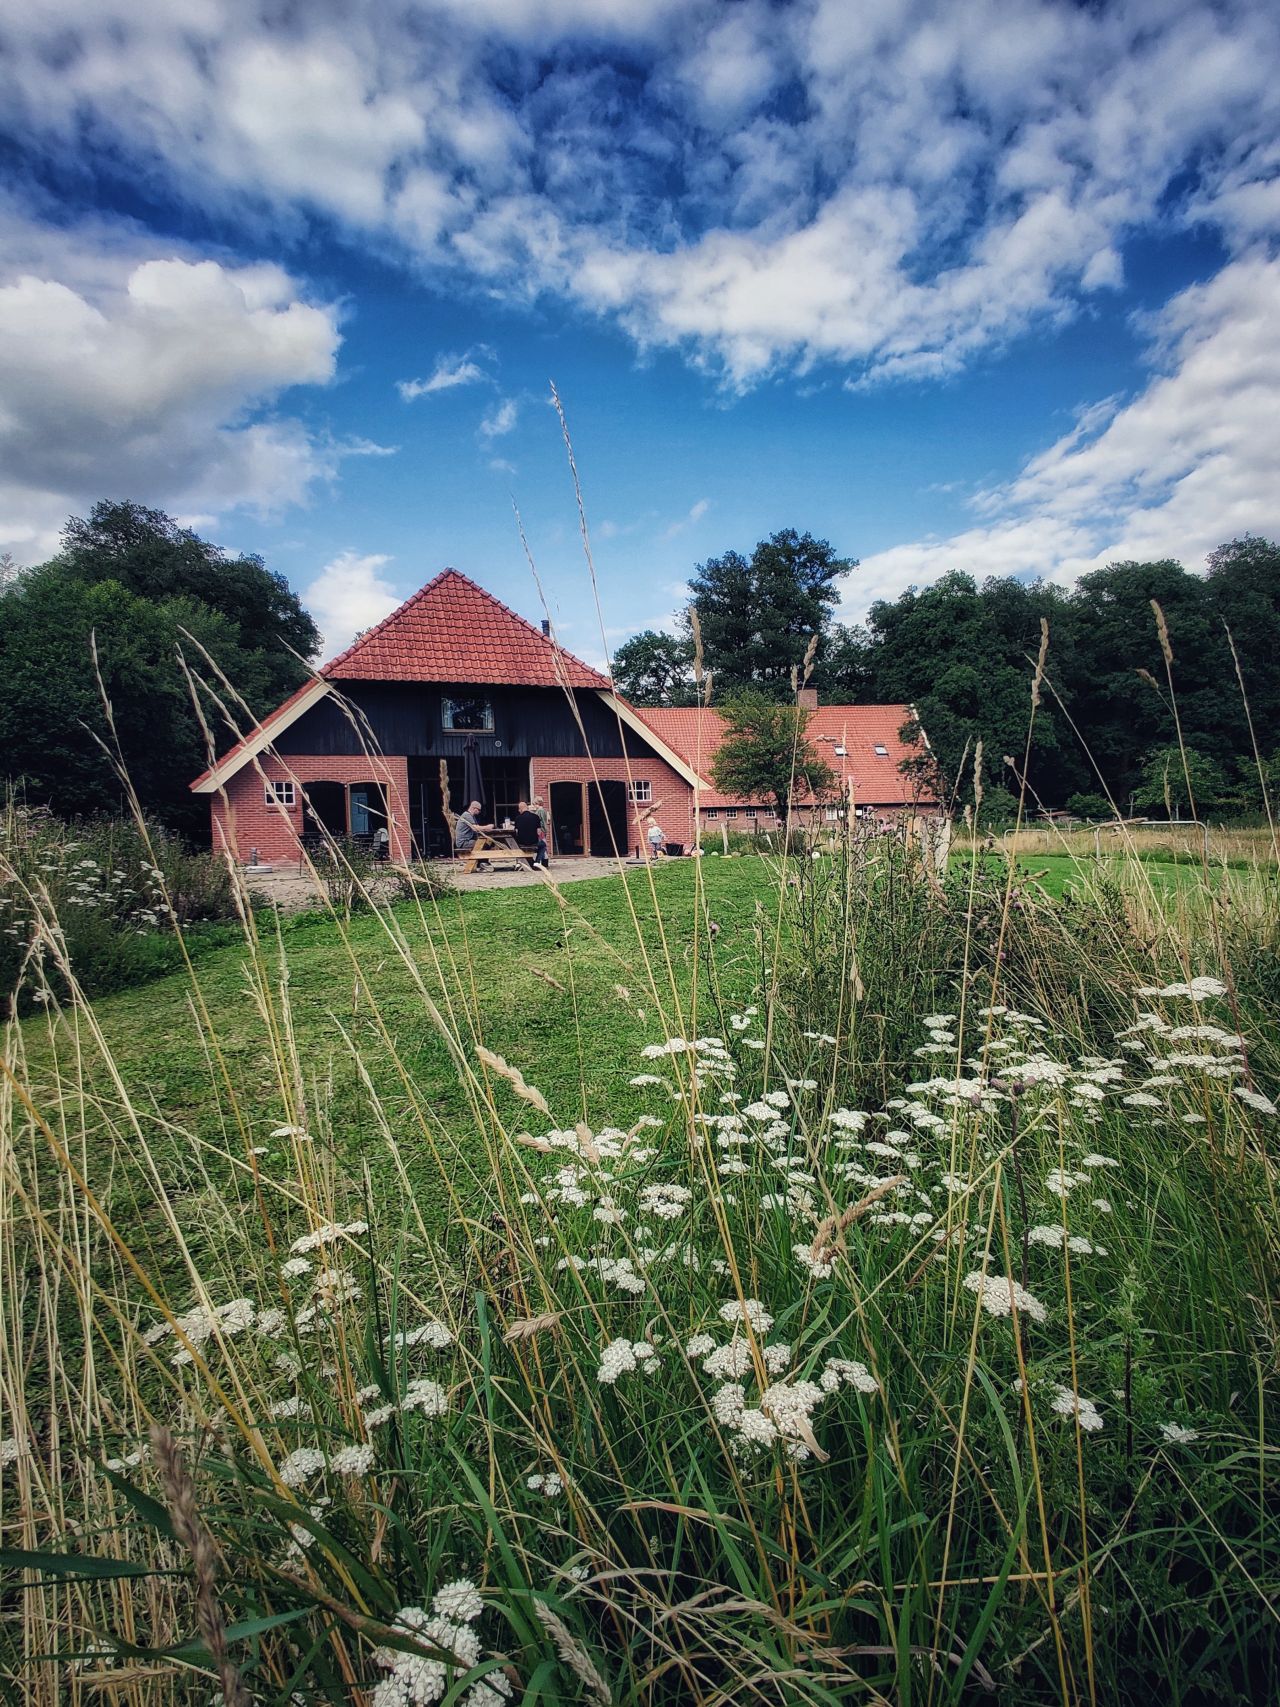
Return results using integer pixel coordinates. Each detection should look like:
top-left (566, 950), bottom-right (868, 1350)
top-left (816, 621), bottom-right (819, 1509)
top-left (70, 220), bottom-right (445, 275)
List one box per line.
top-left (873, 744), bottom-right (889, 757)
top-left (834, 745), bottom-right (847, 756)
top-left (443, 695), bottom-right (494, 732)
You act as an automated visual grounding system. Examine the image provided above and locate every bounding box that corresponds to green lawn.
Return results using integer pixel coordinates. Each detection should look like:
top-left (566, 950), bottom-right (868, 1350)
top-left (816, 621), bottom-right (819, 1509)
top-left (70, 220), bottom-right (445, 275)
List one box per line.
top-left (20, 860), bottom-right (779, 1229)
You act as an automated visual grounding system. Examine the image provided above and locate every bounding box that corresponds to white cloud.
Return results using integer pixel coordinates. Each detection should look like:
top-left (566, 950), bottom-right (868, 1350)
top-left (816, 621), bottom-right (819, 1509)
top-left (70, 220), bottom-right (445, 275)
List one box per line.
top-left (850, 254), bottom-right (1280, 612)
top-left (397, 350), bottom-right (490, 399)
top-left (662, 497), bottom-right (710, 539)
top-left (0, 219), bottom-right (343, 560)
top-left (479, 397), bottom-right (519, 440)
top-left (304, 550), bottom-right (402, 660)
top-left (2, 3), bottom-right (1277, 388)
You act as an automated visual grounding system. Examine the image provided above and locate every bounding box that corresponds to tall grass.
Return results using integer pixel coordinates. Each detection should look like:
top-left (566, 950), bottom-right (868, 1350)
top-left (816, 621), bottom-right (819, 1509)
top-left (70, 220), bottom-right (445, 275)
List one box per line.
top-left (2, 809), bottom-right (1277, 1704)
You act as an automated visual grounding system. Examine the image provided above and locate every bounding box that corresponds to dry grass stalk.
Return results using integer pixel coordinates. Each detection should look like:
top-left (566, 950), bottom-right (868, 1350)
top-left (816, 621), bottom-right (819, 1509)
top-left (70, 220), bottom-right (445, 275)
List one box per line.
top-left (809, 1175), bottom-right (909, 1266)
top-left (503, 1311), bottom-right (563, 1343)
top-left (476, 1047), bottom-right (552, 1119)
top-left (150, 1425), bottom-right (253, 1707)
top-left (533, 1601), bottom-right (612, 1704)
top-left (530, 966), bottom-right (566, 992)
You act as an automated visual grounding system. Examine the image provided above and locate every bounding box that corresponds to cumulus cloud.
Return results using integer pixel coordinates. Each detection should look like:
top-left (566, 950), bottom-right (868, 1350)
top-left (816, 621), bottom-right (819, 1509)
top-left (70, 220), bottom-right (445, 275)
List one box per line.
top-left (0, 220), bottom-right (344, 559)
top-left (304, 551), bottom-right (402, 660)
top-left (397, 349), bottom-right (491, 399)
top-left (851, 255), bottom-right (1280, 612)
top-left (1, 3), bottom-right (1277, 388)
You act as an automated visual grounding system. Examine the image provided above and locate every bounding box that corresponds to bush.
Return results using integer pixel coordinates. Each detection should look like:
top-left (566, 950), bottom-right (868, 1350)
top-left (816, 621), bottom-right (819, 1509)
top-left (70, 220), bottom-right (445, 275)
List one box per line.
top-left (1066, 790), bottom-right (1114, 819)
top-left (0, 799), bottom-right (238, 1010)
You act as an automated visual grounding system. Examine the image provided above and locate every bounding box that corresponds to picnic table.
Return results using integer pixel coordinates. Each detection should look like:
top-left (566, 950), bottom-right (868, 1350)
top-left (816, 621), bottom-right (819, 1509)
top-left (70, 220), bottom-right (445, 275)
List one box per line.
top-left (457, 828), bottom-right (529, 874)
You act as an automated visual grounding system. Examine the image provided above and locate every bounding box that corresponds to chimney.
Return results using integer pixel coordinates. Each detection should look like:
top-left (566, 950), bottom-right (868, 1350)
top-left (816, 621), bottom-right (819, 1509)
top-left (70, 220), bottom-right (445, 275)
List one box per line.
top-left (541, 618), bottom-right (551, 636)
top-left (797, 687), bottom-right (818, 710)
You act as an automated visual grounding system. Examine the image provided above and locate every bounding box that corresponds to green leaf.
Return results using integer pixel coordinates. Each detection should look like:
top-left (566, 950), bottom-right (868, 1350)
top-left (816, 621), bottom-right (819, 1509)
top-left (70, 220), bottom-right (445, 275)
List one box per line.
top-left (0, 1547), bottom-right (163, 1582)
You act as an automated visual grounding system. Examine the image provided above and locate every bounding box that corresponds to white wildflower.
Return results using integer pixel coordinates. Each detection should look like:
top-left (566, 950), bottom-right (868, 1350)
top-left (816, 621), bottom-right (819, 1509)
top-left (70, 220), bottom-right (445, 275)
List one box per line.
top-left (280, 1258), bottom-right (312, 1279)
top-left (278, 1447), bottom-right (326, 1488)
top-left (332, 1443), bottom-right (375, 1476)
top-left (1159, 1421), bottom-right (1199, 1445)
top-left (433, 1579), bottom-right (484, 1623)
top-left (685, 1332), bottom-right (715, 1358)
top-left (718, 1298), bottom-right (774, 1333)
top-left (401, 1378), bottom-right (449, 1416)
top-left (820, 1358), bottom-right (878, 1395)
top-left (1234, 1086), bottom-right (1277, 1115)
top-left (1050, 1384), bottom-right (1103, 1431)
top-left (963, 1271), bottom-right (1047, 1324)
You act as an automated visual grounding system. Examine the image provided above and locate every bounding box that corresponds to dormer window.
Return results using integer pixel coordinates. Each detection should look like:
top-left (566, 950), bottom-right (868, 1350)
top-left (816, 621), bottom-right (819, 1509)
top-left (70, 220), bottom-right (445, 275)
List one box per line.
top-left (442, 695), bottom-right (494, 732)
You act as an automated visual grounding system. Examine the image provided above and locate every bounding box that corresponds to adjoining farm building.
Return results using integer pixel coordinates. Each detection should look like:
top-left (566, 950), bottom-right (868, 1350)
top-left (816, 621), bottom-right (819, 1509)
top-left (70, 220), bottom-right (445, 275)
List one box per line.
top-left (190, 569), bottom-right (936, 862)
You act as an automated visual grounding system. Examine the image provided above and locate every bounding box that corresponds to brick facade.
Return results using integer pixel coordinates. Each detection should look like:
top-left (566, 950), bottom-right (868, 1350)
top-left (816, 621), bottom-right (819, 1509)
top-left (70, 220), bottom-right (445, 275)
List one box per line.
top-left (529, 754), bottom-right (698, 855)
top-left (210, 753), bottom-right (412, 866)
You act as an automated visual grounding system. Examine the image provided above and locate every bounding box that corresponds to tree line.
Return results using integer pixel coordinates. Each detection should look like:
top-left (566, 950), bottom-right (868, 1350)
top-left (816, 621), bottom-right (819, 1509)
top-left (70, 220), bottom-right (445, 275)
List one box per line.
top-left (2, 506), bottom-right (1277, 835)
top-left (614, 531), bottom-right (1280, 818)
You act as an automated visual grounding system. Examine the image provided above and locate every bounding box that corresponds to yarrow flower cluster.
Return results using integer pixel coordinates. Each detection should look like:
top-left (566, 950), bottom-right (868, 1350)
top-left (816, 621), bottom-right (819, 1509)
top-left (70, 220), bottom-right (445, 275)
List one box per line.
top-left (371, 1578), bottom-right (510, 1707)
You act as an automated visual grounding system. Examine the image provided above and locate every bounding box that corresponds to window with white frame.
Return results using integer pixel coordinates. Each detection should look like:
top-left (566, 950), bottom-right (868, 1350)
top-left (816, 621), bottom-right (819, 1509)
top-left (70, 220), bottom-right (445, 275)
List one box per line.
top-left (725, 808), bottom-right (738, 819)
top-left (627, 778), bottom-right (653, 803)
top-left (265, 780), bottom-right (296, 808)
top-left (744, 807), bottom-right (758, 819)
top-left (873, 743), bottom-right (889, 756)
top-left (704, 809), bottom-right (719, 819)
top-left (825, 806), bottom-right (842, 821)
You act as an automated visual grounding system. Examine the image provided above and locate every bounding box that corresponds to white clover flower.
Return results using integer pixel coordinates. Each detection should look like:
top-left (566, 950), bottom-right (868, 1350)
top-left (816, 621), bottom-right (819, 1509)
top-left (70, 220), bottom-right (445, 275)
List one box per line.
top-left (402, 1378), bottom-right (449, 1416)
top-left (1050, 1385), bottom-right (1103, 1431)
top-left (1159, 1421), bottom-right (1199, 1445)
top-left (963, 1271), bottom-right (1047, 1324)
top-left (332, 1443), bottom-right (375, 1476)
top-left (278, 1447), bottom-right (326, 1488)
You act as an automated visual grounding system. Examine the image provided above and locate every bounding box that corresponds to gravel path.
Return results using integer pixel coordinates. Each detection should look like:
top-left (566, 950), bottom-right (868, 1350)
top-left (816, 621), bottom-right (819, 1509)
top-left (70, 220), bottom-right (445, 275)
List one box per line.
top-left (242, 854), bottom-right (669, 912)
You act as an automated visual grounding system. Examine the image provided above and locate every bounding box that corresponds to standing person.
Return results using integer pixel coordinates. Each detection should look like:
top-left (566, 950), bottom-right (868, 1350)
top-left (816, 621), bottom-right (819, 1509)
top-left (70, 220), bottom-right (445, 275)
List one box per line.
top-left (647, 820), bottom-right (668, 858)
top-left (513, 798), bottom-right (546, 868)
top-left (455, 799), bottom-right (493, 870)
top-left (533, 794), bottom-right (551, 865)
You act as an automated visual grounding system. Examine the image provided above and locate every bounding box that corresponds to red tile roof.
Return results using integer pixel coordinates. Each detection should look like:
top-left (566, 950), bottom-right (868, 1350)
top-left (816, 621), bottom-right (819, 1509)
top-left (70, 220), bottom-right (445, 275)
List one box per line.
top-left (632, 704), bottom-right (933, 807)
top-left (324, 569), bottom-right (610, 688)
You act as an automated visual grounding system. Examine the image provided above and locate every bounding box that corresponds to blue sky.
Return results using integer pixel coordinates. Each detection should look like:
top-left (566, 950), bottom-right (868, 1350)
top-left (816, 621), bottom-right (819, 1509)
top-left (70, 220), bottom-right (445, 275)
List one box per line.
top-left (2, 1), bottom-right (1278, 666)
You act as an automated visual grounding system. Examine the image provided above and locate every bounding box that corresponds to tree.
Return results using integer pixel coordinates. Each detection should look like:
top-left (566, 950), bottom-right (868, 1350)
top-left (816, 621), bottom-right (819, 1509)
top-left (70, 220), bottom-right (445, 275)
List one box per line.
top-left (1132, 744), bottom-right (1229, 819)
top-left (611, 630), bottom-right (696, 705)
top-left (709, 691), bottom-right (837, 820)
top-left (687, 529), bottom-right (855, 698)
top-left (0, 503), bottom-right (320, 833)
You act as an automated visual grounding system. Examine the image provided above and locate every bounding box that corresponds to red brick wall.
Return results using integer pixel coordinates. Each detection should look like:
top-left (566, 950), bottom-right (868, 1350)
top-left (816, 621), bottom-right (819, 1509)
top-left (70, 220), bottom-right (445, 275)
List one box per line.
top-left (529, 755), bottom-right (697, 855)
top-left (208, 753), bottom-right (411, 865)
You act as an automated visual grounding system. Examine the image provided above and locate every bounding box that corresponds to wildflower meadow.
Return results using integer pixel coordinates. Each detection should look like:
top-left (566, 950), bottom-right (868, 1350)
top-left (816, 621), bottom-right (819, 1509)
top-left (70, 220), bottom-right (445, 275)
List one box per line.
top-left (2, 802), bottom-right (1278, 1704)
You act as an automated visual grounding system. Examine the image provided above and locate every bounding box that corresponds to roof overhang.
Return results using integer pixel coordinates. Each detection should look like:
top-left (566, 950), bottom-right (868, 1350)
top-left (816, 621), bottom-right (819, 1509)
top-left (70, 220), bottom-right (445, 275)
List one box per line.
top-left (595, 691), bottom-right (705, 789)
top-left (190, 676), bottom-right (333, 793)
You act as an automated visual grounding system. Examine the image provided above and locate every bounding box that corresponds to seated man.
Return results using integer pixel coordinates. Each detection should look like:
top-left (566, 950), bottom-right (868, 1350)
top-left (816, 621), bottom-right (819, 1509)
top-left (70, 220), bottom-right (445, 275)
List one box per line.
top-left (455, 799), bottom-right (493, 869)
top-left (513, 798), bottom-right (547, 868)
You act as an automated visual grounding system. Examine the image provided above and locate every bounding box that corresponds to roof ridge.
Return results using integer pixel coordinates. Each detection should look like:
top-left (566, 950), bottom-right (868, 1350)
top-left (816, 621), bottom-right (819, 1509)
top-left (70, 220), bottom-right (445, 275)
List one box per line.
top-left (320, 568), bottom-right (453, 676)
top-left (320, 565), bottom-right (610, 688)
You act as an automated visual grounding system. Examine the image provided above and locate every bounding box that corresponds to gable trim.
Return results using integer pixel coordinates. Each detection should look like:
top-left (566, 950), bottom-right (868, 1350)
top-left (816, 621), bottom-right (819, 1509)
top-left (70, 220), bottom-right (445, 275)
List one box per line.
top-left (596, 691), bottom-right (704, 789)
top-left (190, 677), bottom-right (333, 793)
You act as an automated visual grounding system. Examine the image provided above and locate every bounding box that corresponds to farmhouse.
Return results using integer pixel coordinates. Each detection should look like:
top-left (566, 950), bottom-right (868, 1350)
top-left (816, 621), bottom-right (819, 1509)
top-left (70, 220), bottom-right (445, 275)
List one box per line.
top-left (190, 569), bottom-right (935, 862)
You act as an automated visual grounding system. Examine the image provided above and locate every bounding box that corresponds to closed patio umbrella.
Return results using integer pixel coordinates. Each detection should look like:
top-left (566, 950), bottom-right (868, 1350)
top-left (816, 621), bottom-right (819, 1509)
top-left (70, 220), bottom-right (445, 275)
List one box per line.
top-left (462, 734), bottom-right (484, 816)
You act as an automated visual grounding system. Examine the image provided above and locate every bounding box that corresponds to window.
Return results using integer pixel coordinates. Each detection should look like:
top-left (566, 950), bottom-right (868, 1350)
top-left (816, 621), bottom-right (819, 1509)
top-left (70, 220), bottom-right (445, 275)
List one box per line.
top-left (265, 780), bottom-right (295, 808)
top-left (725, 809), bottom-right (738, 820)
top-left (442, 695), bottom-right (494, 732)
top-left (873, 743), bottom-right (889, 757)
top-left (705, 809), bottom-right (719, 820)
top-left (825, 807), bottom-right (842, 821)
top-left (627, 778), bottom-right (653, 803)
top-left (744, 807), bottom-right (758, 819)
